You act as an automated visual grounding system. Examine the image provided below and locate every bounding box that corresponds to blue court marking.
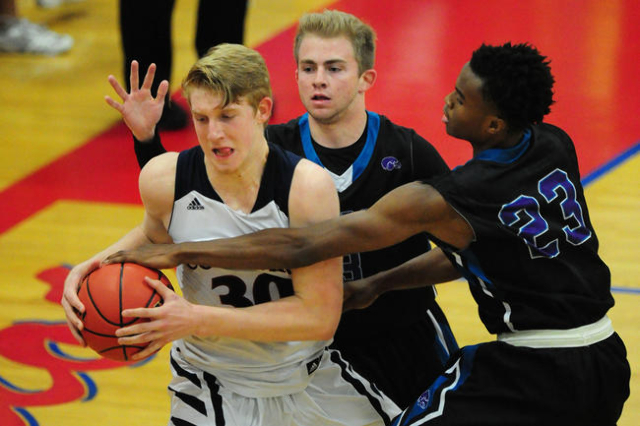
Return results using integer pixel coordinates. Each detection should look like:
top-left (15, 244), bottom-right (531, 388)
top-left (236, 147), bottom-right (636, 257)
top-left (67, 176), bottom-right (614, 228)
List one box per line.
top-left (580, 142), bottom-right (640, 296)
top-left (611, 286), bottom-right (640, 295)
top-left (0, 376), bottom-right (42, 393)
top-left (129, 353), bottom-right (157, 367)
top-left (13, 319), bottom-right (67, 325)
top-left (12, 407), bottom-right (39, 426)
top-left (76, 371), bottom-right (98, 401)
top-left (47, 340), bottom-right (99, 362)
top-left (581, 142), bottom-right (640, 186)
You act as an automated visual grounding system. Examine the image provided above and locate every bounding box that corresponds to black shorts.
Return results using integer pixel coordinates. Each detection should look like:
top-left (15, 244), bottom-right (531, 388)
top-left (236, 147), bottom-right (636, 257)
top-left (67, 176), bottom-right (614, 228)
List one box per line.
top-left (392, 333), bottom-right (630, 426)
top-left (332, 301), bottom-right (459, 408)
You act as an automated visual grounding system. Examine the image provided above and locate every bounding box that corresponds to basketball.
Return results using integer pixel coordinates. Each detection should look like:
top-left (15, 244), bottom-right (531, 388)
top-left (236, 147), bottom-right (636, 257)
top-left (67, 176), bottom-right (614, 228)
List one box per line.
top-left (77, 262), bottom-right (174, 362)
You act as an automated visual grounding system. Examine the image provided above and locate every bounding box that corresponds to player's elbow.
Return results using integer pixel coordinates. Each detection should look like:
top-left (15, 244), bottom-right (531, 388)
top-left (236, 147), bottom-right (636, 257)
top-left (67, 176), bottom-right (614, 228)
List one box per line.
top-left (297, 288), bottom-right (342, 340)
top-left (308, 314), bottom-right (340, 341)
top-left (309, 289), bottom-right (342, 340)
top-left (316, 325), bottom-right (338, 341)
top-left (318, 307), bottom-right (341, 340)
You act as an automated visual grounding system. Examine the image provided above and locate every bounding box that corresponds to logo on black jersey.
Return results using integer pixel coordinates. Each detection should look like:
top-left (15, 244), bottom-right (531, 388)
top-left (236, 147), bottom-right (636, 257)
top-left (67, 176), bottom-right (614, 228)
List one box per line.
top-left (381, 156), bottom-right (401, 171)
top-left (417, 389), bottom-right (431, 409)
top-left (187, 197), bottom-right (205, 210)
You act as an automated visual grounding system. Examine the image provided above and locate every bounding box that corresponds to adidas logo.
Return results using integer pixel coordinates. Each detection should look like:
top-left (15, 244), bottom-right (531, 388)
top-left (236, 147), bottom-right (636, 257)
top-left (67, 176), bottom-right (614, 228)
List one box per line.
top-left (306, 354), bottom-right (322, 375)
top-left (187, 198), bottom-right (205, 210)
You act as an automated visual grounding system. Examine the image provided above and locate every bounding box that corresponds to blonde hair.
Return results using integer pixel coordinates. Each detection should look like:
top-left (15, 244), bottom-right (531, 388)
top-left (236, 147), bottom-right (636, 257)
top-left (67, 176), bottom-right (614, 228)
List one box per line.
top-left (293, 9), bottom-right (376, 75)
top-left (182, 43), bottom-right (272, 112)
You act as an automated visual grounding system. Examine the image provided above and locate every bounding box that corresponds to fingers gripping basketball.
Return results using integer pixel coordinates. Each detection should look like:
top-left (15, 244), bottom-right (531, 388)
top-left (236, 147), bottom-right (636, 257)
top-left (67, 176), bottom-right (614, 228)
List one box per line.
top-left (77, 262), bottom-right (174, 362)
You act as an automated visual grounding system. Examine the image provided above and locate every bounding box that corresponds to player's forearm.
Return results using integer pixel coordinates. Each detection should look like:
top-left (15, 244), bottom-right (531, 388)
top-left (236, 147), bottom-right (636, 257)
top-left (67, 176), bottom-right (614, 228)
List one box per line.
top-left (108, 211), bottom-right (385, 271)
top-left (193, 295), bottom-right (340, 342)
top-left (375, 247), bottom-right (461, 294)
top-left (173, 227), bottom-right (331, 270)
top-left (173, 210), bottom-right (398, 270)
top-left (134, 130), bottom-right (167, 169)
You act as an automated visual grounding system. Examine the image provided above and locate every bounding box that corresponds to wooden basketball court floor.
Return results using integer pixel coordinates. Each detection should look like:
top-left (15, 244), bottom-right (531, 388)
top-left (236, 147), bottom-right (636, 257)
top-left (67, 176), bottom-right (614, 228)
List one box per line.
top-left (0, 0), bottom-right (637, 425)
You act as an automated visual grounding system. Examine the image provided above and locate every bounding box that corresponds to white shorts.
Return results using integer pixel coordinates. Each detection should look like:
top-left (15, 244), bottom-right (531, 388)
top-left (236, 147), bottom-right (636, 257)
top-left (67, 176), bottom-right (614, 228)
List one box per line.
top-left (167, 348), bottom-right (401, 426)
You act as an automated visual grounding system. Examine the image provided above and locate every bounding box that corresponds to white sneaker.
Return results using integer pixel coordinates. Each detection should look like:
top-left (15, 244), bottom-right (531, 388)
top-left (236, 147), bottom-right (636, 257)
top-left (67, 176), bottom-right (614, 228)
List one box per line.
top-left (36, 0), bottom-right (86, 9)
top-left (0, 18), bottom-right (73, 55)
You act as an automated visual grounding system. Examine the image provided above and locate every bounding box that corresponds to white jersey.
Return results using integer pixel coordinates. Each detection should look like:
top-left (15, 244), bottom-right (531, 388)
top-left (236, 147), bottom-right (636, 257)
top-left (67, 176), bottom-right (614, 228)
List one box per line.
top-left (168, 346), bottom-right (401, 426)
top-left (167, 144), bottom-right (329, 398)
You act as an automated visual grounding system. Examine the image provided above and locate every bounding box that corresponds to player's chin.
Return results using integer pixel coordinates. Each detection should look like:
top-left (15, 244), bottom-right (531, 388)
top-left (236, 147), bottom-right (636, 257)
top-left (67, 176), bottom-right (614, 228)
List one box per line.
top-left (443, 123), bottom-right (458, 138)
top-left (308, 110), bottom-right (338, 125)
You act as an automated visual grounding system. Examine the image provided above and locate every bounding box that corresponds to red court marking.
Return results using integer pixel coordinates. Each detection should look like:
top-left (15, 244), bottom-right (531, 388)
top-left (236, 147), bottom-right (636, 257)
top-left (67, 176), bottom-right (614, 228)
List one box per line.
top-left (0, 266), bottom-right (132, 426)
top-left (1, 0), bottom-right (638, 234)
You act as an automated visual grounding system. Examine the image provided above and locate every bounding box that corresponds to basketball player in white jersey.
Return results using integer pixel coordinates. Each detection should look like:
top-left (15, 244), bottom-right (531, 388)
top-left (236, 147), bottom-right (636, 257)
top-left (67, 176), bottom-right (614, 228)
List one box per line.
top-left (61, 43), bottom-right (400, 426)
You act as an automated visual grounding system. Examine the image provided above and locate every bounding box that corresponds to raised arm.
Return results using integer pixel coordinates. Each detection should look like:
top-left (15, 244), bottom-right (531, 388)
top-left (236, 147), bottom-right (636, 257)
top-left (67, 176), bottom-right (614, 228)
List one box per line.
top-left (105, 60), bottom-right (170, 168)
top-left (105, 180), bottom-right (474, 271)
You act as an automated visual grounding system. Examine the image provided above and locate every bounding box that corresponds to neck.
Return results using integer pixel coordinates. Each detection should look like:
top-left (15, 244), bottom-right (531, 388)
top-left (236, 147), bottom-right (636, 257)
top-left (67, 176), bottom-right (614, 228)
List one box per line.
top-left (206, 138), bottom-right (269, 213)
top-left (472, 129), bottom-right (525, 157)
top-left (308, 108), bottom-right (368, 149)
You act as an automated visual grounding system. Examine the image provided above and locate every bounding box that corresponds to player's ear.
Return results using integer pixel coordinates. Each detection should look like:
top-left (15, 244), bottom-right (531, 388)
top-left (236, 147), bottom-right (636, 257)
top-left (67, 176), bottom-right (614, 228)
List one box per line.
top-left (256, 97), bottom-right (273, 123)
top-left (358, 69), bottom-right (377, 93)
top-left (486, 116), bottom-right (506, 135)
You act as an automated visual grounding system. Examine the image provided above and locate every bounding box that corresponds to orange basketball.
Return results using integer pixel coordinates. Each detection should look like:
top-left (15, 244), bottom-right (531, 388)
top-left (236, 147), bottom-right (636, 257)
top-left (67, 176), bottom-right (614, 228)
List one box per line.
top-left (77, 262), bottom-right (173, 362)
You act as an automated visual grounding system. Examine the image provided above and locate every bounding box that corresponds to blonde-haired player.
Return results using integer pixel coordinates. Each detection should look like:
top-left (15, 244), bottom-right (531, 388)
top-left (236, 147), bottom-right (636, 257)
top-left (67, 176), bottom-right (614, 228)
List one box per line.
top-left (62, 44), bottom-right (400, 425)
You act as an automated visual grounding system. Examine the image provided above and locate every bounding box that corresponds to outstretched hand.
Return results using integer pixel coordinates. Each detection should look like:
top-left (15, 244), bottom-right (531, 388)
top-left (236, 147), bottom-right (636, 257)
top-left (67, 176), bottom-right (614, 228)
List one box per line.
top-left (105, 60), bottom-right (169, 141)
top-left (103, 243), bottom-right (179, 270)
top-left (115, 277), bottom-right (195, 360)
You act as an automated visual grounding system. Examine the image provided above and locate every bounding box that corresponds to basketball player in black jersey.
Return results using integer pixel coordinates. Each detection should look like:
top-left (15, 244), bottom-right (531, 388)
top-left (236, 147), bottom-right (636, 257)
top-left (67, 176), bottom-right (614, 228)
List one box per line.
top-left (112, 10), bottom-right (458, 408)
top-left (107, 42), bottom-right (630, 425)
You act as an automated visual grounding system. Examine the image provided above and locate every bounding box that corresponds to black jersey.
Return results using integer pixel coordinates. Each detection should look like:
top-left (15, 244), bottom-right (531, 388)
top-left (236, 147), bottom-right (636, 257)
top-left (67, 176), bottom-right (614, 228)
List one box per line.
top-left (266, 112), bottom-right (450, 342)
top-left (428, 123), bottom-right (613, 334)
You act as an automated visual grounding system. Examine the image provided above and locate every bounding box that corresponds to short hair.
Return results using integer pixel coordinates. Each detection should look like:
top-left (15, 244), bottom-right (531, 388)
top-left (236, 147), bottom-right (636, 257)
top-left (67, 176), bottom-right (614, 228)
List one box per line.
top-left (470, 42), bottom-right (555, 132)
top-left (182, 43), bottom-right (272, 112)
top-left (293, 9), bottom-right (376, 75)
